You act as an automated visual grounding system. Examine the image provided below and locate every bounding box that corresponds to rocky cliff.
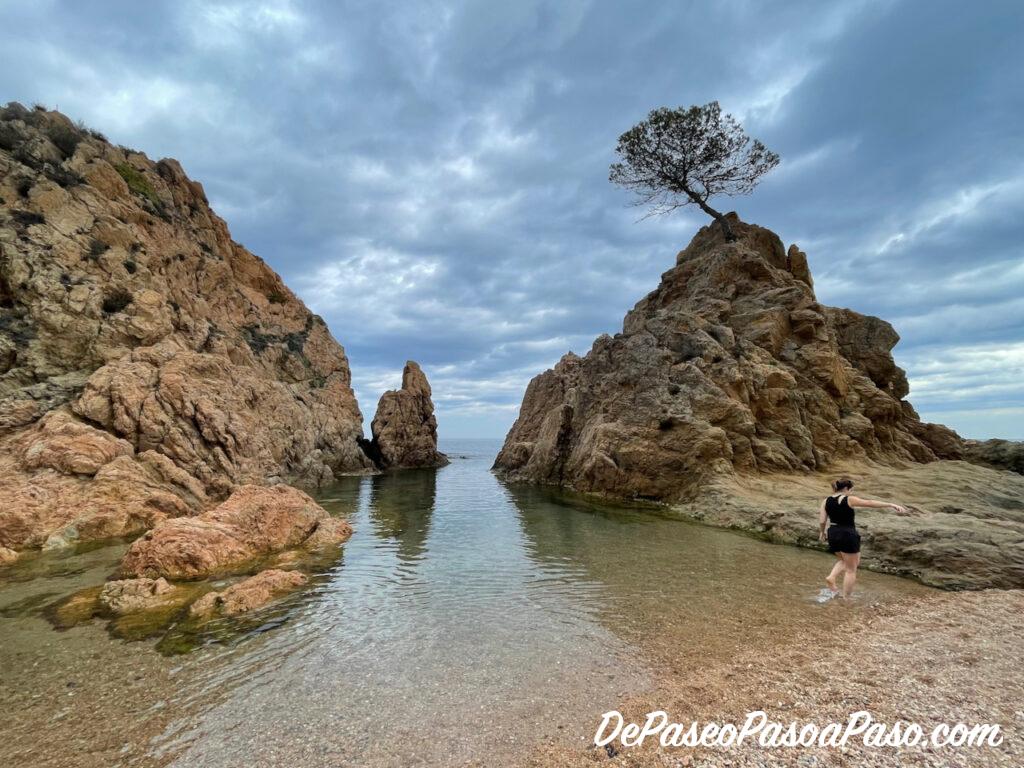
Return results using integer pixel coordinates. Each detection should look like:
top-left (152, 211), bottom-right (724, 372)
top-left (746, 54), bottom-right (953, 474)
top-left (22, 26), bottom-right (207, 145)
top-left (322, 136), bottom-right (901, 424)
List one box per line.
top-left (0, 104), bottom-right (372, 557)
top-left (494, 214), bottom-right (962, 500)
top-left (365, 361), bottom-right (448, 469)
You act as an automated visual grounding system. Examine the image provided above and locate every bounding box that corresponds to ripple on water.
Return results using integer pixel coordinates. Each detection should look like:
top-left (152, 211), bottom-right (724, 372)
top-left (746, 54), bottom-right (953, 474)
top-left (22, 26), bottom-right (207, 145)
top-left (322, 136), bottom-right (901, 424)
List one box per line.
top-left (0, 439), bottom-right (934, 768)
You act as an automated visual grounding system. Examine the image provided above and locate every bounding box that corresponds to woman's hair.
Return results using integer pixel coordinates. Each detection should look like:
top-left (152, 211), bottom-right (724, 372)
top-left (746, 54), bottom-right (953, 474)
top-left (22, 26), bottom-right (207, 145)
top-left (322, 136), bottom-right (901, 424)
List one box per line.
top-left (831, 477), bottom-right (854, 492)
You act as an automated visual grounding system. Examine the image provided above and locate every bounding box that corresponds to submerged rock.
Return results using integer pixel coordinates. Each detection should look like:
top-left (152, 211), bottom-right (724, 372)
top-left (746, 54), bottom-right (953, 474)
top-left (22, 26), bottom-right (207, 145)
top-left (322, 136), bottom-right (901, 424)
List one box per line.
top-left (495, 215), bottom-right (962, 501)
top-left (0, 104), bottom-right (373, 555)
top-left (188, 569), bottom-right (308, 618)
top-left (118, 484), bottom-right (350, 580)
top-left (99, 577), bottom-right (178, 615)
top-left (365, 361), bottom-right (448, 469)
top-left (47, 585), bottom-right (103, 630)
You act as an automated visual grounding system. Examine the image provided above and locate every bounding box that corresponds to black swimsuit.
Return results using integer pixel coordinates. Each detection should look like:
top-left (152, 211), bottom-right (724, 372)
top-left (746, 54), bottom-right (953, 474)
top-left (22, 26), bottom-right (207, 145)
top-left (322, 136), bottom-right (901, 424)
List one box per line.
top-left (825, 495), bottom-right (861, 554)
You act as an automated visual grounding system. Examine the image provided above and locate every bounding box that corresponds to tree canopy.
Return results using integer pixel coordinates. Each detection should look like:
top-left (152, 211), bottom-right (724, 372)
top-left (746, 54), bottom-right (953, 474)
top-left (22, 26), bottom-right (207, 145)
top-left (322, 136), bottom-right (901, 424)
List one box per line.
top-left (609, 101), bottom-right (779, 241)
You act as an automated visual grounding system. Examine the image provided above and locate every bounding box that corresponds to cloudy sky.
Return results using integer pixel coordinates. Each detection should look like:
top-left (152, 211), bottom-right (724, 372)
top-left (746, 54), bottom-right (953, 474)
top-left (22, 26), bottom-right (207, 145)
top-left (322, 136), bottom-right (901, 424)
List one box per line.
top-left (2, 0), bottom-right (1021, 439)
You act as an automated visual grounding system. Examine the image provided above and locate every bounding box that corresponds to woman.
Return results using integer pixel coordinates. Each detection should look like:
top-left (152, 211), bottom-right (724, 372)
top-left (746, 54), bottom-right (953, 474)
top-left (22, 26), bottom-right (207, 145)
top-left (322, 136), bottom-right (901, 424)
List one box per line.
top-left (818, 477), bottom-right (905, 598)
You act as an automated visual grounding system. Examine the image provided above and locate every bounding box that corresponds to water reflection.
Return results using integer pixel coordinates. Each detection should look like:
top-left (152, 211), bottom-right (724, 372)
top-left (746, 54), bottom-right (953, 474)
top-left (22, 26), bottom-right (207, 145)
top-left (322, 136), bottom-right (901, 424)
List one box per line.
top-left (0, 439), bottom-right (935, 768)
top-left (366, 469), bottom-right (436, 565)
top-left (154, 444), bottom-right (645, 767)
top-left (504, 481), bottom-right (936, 658)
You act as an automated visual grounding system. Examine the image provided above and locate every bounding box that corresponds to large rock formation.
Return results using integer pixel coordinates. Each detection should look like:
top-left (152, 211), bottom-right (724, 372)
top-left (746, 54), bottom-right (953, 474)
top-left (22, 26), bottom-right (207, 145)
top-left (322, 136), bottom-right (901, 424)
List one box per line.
top-left (494, 216), bottom-right (1024, 588)
top-left (364, 361), bottom-right (448, 469)
top-left (494, 215), bottom-right (963, 501)
top-left (0, 104), bottom-right (373, 555)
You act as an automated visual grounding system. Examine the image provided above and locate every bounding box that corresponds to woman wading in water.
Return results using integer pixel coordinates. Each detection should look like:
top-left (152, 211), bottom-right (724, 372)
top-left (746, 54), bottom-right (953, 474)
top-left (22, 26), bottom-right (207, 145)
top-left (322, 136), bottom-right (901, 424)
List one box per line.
top-left (818, 478), bottom-right (906, 598)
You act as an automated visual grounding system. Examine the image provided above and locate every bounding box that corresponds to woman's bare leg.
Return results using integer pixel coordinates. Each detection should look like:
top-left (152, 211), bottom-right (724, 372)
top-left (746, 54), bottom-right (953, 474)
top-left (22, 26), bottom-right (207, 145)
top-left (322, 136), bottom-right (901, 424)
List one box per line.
top-left (826, 554), bottom-right (844, 591)
top-left (841, 552), bottom-right (859, 598)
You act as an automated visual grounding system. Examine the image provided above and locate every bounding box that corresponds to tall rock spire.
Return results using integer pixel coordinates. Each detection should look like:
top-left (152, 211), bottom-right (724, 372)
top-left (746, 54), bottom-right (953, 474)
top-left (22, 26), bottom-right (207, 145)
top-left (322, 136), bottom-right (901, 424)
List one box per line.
top-left (366, 361), bottom-right (449, 470)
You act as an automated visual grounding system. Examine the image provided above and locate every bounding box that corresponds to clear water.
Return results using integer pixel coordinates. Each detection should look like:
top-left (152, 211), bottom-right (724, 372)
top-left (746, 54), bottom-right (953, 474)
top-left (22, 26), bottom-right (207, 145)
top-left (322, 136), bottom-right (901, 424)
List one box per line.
top-left (0, 438), bottom-right (933, 767)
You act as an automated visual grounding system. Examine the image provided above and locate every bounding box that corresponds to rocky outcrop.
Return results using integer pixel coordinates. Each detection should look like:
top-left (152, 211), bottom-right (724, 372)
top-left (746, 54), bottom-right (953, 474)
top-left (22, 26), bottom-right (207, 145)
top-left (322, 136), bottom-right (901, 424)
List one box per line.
top-left (964, 439), bottom-right (1024, 475)
top-left (118, 484), bottom-right (351, 580)
top-left (0, 104), bottom-right (373, 554)
top-left (364, 361), bottom-right (448, 469)
top-left (495, 214), bottom-right (963, 502)
top-left (188, 569), bottom-right (308, 618)
top-left (681, 461), bottom-right (1024, 589)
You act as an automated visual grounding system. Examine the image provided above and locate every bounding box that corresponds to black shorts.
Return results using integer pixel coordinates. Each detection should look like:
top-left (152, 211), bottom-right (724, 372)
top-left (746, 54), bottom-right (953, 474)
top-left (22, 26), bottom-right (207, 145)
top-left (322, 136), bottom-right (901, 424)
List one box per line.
top-left (827, 525), bottom-right (861, 554)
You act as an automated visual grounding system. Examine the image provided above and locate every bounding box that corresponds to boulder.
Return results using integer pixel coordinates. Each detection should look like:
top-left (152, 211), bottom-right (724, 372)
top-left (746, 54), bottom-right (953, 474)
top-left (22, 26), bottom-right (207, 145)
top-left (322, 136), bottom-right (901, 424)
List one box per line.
top-left (118, 484), bottom-right (350, 580)
top-left (302, 516), bottom-right (354, 548)
top-left (99, 577), bottom-right (177, 615)
top-left (188, 569), bottom-right (308, 618)
top-left (0, 104), bottom-right (373, 555)
top-left (964, 439), bottom-right (1024, 475)
top-left (0, 435), bottom-right (209, 551)
top-left (366, 361), bottom-right (448, 469)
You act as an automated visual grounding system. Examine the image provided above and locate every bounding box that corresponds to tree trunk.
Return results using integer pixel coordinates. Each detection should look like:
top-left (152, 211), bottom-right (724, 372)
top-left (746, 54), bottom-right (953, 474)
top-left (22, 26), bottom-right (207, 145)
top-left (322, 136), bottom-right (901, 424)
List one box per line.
top-left (685, 188), bottom-right (735, 241)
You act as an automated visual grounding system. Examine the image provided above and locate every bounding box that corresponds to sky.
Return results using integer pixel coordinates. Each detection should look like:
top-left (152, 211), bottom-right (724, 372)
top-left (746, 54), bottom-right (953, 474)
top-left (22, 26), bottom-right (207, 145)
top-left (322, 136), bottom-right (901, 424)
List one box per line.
top-left (1, 0), bottom-right (1021, 439)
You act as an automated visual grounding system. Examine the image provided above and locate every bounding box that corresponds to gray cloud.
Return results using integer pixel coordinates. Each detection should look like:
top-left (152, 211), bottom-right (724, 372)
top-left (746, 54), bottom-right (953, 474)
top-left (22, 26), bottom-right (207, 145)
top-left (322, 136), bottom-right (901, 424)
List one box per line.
top-left (2, 0), bottom-right (1021, 438)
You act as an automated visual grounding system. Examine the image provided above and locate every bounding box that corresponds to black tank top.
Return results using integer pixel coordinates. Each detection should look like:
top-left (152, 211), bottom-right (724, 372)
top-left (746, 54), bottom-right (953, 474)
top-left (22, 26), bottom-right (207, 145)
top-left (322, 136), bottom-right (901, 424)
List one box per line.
top-left (825, 495), bottom-right (856, 528)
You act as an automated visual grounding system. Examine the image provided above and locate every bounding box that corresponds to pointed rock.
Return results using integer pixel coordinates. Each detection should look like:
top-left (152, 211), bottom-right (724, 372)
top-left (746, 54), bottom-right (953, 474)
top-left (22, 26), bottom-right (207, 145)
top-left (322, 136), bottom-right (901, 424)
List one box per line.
top-left (367, 362), bottom-right (448, 469)
top-left (786, 243), bottom-right (814, 290)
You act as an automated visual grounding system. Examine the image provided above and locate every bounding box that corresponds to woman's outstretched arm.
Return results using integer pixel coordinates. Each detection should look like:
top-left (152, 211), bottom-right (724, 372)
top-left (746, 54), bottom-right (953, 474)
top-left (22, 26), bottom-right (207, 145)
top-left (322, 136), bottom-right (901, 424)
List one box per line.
top-left (847, 495), bottom-right (906, 513)
top-left (818, 499), bottom-right (828, 541)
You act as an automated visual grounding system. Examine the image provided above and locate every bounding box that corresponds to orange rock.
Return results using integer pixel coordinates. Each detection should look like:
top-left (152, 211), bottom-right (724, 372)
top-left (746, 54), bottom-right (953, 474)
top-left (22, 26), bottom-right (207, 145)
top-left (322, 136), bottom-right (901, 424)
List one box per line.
top-left (19, 411), bottom-right (133, 476)
top-left (367, 361), bottom-right (448, 469)
top-left (118, 485), bottom-right (341, 580)
top-left (303, 516), bottom-right (354, 548)
top-left (0, 438), bottom-right (207, 551)
top-left (189, 569), bottom-right (308, 618)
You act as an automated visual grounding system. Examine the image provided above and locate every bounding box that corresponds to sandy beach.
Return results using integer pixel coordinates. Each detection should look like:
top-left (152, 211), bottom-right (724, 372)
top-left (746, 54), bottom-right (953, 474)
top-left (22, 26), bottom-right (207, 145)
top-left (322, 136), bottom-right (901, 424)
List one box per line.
top-left (531, 589), bottom-right (1024, 767)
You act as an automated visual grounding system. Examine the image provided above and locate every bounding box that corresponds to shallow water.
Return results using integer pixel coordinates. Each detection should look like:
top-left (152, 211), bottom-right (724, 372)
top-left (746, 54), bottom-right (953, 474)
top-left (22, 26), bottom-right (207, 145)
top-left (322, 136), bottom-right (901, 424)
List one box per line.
top-left (0, 439), bottom-right (933, 767)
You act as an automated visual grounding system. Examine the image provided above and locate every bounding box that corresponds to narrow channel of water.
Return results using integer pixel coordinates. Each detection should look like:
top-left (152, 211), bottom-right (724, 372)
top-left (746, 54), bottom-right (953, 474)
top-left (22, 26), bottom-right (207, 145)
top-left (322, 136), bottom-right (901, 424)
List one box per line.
top-left (0, 439), bottom-right (933, 767)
